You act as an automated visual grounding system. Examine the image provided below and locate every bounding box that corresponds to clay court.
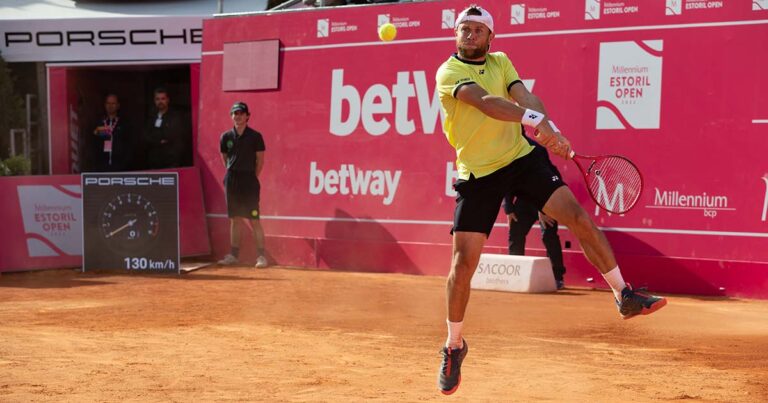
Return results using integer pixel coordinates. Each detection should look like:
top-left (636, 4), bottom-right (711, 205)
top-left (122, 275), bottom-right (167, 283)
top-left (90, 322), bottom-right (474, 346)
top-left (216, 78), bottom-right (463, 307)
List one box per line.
top-left (1, 266), bottom-right (767, 402)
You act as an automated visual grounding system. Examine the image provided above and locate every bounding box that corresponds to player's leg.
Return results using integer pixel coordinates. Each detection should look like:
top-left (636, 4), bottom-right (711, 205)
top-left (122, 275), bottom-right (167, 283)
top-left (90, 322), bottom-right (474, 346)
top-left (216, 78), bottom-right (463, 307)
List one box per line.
top-left (446, 231), bottom-right (486, 328)
top-left (438, 175), bottom-right (504, 395)
top-left (541, 187), bottom-right (615, 272)
top-left (542, 186), bottom-right (666, 318)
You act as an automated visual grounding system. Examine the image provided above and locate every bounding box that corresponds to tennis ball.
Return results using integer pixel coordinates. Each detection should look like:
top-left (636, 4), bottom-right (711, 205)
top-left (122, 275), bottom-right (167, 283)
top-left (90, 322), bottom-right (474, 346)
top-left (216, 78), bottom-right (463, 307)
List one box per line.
top-left (378, 23), bottom-right (397, 42)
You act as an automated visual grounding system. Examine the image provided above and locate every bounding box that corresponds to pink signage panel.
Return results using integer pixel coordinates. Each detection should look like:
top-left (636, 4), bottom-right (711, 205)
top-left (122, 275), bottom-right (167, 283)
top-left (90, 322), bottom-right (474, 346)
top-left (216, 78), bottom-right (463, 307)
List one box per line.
top-left (198, 1), bottom-right (768, 297)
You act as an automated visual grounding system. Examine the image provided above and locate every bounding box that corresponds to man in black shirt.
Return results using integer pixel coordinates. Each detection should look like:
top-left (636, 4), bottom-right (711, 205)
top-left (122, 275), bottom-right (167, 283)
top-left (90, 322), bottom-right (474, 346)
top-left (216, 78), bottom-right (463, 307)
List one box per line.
top-left (217, 102), bottom-right (269, 268)
top-left (144, 87), bottom-right (188, 169)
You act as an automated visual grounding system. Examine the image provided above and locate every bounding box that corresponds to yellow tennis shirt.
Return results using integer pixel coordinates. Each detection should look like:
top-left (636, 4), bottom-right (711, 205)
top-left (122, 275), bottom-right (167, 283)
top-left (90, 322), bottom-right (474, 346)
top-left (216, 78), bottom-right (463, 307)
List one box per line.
top-left (436, 52), bottom-right (533, 180)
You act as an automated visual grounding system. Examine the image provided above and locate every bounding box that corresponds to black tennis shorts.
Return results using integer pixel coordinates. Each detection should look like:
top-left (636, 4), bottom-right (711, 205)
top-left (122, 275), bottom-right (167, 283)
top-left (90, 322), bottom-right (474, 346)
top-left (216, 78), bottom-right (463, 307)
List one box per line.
top-left (224, 171), bottom-right (261, 219)
top-left (452, 149), bottom-right (565, 236)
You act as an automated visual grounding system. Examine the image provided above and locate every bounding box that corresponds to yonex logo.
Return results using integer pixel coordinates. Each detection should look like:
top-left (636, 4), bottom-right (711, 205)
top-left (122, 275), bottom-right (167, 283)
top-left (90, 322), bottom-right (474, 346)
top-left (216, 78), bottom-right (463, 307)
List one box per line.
top-left (479, 69), bottom-right (485, 74)
top-left (552, 175), bottom-right (559, 182)
top-left (227, 140), bottom-right (234, 149)
top-left (527, 113), bottom-right (537, 119)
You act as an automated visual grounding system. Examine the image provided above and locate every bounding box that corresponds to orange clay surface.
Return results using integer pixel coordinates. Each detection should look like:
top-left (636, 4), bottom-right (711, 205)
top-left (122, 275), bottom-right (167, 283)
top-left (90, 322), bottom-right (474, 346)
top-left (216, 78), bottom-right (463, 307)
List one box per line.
top-left (1, 266), bottom-right (767, 402)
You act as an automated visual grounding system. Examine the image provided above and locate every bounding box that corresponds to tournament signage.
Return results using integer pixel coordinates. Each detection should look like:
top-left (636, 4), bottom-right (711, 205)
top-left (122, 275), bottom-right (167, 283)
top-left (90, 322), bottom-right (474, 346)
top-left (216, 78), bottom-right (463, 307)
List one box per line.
top-left (0, 16), bottom-right (203, 62)
top-left (82, 173), bottom-right (179, 273)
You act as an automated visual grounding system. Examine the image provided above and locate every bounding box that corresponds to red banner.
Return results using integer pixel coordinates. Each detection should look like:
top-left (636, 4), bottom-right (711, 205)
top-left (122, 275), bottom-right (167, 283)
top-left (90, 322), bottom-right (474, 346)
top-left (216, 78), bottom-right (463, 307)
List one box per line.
top-left (198, 1), bottom-right (768, 297)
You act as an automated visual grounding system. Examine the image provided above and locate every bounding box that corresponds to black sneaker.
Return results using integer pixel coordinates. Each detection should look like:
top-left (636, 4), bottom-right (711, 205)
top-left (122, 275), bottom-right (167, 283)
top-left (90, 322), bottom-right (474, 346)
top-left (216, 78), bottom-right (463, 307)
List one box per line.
top-left (438, 340), bottom-right (468, 395)
top-left (616, 284), bottom-right (667, 320)
top-left (556, 279), bottom-right (565, 290)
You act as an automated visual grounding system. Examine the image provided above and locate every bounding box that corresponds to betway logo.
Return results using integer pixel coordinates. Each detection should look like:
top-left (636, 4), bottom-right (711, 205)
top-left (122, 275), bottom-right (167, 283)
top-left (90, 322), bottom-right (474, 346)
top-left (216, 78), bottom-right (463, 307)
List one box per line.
top-left (329, 69), bottom-right (442, 136)
top-left (309, 162), bottom-right (402, 205)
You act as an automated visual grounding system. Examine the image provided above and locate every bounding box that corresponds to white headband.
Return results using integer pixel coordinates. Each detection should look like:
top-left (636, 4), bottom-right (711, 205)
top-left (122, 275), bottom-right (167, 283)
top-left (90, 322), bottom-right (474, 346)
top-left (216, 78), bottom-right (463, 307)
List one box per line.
top-left (454, 7), bottom-right (494, 32)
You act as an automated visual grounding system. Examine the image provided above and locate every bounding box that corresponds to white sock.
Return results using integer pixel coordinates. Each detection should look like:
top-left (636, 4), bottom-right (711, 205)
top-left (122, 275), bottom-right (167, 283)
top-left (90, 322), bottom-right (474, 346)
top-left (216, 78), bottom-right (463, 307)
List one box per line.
top-left (446, 320), bottom-right (464, 349)
top-left (602, 266), bottom-right (627, 301)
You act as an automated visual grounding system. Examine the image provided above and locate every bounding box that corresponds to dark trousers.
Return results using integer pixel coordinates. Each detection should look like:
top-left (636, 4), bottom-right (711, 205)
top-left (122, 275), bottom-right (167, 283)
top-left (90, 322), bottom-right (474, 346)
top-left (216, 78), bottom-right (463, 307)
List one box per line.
top-left (507, 197), bottom-right (566, 282)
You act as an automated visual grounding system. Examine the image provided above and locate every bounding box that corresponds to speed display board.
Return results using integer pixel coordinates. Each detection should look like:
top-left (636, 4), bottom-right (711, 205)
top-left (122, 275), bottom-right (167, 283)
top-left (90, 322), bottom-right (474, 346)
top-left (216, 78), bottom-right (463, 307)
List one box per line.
top-left (82, 173), bottom-right (179, 273)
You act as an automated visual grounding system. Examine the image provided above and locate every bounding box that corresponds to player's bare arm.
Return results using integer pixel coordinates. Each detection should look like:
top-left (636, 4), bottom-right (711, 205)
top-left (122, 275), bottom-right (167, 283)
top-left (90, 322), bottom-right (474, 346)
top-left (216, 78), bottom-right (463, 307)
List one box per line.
top-left (508, 82), bottom-right (571, 159)
top-left (455, 83), bottom-right (571, 159)
top-left (455, 82), bottom-right (527, 122)
top-left (221, 152), bottom-right (228, 168)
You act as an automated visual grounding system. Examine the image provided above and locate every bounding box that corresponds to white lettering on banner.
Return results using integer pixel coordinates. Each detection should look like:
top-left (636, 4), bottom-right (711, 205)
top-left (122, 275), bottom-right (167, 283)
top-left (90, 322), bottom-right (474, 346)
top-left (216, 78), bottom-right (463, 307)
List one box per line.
top-left (596, 40), bottom-right (663, 129)
top-left (17, 185), bottom-right (83, 257)
top-left (83, 177), bottom-right (176, 186)
top-left (654, 188), bottom-right (728, 208)
top-left (652, 187), bottom-right (731, 218)
top-left (329, 69), bottom-right (442, 136)
top-left (761, 176), bottom-right (768, 221)
top-left (445, 162), bottom-right (458, 197)
top-left (309, 161), bottom-right (402, 205)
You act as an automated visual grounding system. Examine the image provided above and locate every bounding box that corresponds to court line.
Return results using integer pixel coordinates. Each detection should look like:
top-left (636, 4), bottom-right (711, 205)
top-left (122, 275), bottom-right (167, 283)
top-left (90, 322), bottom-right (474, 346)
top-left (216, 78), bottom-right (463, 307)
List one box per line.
top-left (753, 119), bottom-right (768, 124)
top-left (206, 213), bottom-right (768, 237)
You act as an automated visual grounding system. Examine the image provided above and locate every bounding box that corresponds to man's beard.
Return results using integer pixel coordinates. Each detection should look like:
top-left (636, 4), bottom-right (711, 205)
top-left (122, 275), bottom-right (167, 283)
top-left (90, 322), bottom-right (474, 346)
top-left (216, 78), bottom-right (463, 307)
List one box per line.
top-left (457, 44), bottom-right (488, 60)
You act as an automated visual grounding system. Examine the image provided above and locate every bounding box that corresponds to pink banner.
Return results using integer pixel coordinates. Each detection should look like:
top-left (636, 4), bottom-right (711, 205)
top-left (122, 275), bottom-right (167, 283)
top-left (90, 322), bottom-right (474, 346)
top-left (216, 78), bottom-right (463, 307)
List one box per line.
top-left (198, 1), bottom-right (768, 297)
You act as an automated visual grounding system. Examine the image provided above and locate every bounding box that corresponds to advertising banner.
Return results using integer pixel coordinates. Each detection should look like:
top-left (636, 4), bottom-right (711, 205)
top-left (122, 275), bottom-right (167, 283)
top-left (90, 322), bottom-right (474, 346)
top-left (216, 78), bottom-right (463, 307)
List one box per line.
top-left (1, 16), bottom-right (203, 62)
top-left (196, 1), bottom-right (768, 296)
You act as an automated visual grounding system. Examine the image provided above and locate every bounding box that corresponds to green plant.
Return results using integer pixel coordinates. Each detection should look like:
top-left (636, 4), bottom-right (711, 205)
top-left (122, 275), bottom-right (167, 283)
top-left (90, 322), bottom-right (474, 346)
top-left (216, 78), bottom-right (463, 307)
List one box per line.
top-left (0, 159), bottom-right (8, 176)
top-left (4, 155), bottom-right (31, 176)
top-left (0, 54), bottom-right (25, 160)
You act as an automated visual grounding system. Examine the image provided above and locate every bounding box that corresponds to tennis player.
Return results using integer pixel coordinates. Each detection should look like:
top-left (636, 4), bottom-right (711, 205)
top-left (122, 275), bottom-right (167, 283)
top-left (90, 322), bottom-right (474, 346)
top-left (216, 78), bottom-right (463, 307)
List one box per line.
top-left (435, 5), bottom-right (667, 395)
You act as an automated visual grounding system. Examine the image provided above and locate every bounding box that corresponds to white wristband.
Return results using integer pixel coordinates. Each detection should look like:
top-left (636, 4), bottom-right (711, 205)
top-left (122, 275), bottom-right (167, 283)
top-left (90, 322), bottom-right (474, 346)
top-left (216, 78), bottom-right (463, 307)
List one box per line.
top-left (522, 109), bottom-right (545, 128)
top-left (549, 120), bottom-right (560, 133)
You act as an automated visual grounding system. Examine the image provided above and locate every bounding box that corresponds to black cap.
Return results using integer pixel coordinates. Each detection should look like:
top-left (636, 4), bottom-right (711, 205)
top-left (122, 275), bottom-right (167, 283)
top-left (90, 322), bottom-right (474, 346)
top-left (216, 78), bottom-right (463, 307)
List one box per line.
top-left (230, 102), bottom-right (249, 114)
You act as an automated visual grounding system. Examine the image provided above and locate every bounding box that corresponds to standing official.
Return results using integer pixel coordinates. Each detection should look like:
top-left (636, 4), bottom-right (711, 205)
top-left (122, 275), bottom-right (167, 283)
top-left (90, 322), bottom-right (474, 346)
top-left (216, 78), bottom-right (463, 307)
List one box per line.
top-left (144, 87), bottom-right (187, 169)
top-left (217, 102), bottom-right (269, 268)
top-left (90, 93), bottom-right (132, 172)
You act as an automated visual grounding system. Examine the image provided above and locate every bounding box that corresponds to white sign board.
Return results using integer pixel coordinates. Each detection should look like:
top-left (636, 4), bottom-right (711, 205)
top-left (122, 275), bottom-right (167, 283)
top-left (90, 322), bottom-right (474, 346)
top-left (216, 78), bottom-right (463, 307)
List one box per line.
top-left (0, 16), bottom-right (203, 62)
top-left (471, 254), bottom-right (556, 293)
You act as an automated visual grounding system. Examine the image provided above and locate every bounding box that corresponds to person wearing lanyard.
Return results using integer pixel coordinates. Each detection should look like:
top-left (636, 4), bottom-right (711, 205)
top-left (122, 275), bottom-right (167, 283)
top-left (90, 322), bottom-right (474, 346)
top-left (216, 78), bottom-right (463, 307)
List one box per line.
top-left (91, 93), bottom-right (130, 172)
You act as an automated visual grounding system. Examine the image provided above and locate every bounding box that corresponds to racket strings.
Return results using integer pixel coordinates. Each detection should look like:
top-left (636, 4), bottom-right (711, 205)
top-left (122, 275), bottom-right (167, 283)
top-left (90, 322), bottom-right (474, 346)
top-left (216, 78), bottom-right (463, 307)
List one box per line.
top-left (587, 157), bottom-right (642, 213)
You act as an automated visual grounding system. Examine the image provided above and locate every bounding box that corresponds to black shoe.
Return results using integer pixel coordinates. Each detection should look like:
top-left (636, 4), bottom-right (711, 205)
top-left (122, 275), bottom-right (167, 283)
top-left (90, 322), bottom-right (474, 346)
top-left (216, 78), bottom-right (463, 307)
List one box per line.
top-left (556, 279), bottom-right (565, 290)
top-left (616, 284), bottom-right (667, 320)
top-left (438, 340), bottom-right (468, 395)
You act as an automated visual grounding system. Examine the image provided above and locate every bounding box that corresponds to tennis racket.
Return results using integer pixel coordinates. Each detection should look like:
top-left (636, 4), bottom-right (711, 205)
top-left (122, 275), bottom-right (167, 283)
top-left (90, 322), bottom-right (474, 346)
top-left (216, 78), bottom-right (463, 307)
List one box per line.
top-left (569, 151), bottom-right (643, 214)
